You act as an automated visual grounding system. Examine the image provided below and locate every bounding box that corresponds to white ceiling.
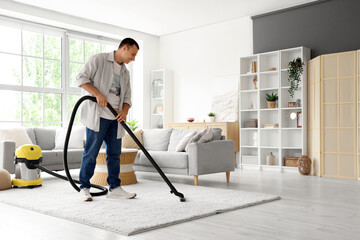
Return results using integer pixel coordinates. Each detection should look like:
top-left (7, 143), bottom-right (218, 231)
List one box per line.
top-left (13, 0), bottom-right (317, 36)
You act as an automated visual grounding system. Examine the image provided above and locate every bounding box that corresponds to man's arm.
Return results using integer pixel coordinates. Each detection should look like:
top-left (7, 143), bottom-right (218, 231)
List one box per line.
top-left (80, 83), bottom-right (107, 107)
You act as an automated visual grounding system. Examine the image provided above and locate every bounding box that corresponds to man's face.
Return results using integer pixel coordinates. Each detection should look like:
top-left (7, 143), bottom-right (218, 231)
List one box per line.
top-left (123, 45), bottom-right (138, 64)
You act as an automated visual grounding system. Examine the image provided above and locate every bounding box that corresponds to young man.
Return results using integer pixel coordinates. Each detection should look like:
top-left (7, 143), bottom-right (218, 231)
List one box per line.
top-left (76, 38), bottom-right (139, 201)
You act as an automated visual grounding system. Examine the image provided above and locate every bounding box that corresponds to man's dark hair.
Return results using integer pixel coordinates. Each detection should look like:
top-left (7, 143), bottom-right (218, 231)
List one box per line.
top-left (118, 38), bottom-right (139, 50)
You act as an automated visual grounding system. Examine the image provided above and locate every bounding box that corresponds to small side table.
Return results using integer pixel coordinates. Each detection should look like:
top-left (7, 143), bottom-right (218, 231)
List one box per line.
top-left (90, 148), bottom-right (138, 186)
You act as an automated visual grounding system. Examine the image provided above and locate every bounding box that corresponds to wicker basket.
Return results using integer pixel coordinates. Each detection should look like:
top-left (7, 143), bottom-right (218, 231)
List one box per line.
top-left (284, 157), bottom-right (299, 167)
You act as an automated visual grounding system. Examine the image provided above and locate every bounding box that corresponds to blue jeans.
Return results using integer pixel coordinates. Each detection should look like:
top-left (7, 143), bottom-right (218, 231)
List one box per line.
top-left (80, 118), bottom-right (122, 190)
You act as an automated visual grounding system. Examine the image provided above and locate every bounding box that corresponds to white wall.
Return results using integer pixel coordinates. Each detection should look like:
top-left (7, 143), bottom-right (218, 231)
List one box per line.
top-left (159, 17), bottom-right (253, 123)
top-left (0, 0), bottom-right (159, 129)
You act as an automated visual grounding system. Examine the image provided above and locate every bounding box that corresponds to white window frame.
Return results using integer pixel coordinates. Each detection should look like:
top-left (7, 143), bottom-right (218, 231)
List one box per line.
top-left (0, 16), bottom-right (134, 127)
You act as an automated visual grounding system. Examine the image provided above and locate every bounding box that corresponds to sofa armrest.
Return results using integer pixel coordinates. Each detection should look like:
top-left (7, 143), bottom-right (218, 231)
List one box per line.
top-left (188, 140), bottom-right (234, 176)
top-left (0, 141), bottom-right (16, 174)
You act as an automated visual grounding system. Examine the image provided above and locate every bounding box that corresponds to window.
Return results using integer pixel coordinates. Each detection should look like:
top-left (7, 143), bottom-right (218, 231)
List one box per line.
top-left (0, 18), bottom-right (124, 128)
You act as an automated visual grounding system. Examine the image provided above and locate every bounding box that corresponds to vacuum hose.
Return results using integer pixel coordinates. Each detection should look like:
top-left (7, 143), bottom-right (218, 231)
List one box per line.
top-left (62, 95), bottom-right (108, 196)
top-left (39, 95), bottom-right (185, 201)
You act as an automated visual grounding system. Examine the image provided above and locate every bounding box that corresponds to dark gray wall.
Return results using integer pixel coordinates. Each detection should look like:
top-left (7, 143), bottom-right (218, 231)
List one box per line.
top-left (252, 0), bottom-right (360, 58)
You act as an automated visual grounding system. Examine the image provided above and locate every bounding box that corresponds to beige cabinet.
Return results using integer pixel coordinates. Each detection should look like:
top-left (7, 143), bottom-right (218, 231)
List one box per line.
top-left (308, 50), bottom-right (358, 179)
top-left (167, 122), bottom-right (239, 166)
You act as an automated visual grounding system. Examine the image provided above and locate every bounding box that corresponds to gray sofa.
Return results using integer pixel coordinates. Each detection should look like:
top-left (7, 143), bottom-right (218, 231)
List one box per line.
top-left (133, 128), bottom-right (235, 185)
top-left (0, 128), bottom-right (84, 174)
top-left (0, 127), bottom-right (235, 186)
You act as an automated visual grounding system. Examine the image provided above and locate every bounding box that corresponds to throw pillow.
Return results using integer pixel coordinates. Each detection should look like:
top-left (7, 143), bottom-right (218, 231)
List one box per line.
top-left (55, 127), bottom-right (85, 150)
top-left (175, 131), bottom-right (196, 152)
top-left (198, 128), bottom-right (213, 143)
top-left (122, 130), bottom-right (143, 149)
top-left (185, 129), bottom-right (208, 152)
top-left (0, 127), bottom-right (33, 149)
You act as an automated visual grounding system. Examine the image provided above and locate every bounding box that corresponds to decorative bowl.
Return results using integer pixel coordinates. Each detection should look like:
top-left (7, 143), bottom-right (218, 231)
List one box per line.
top-left (187, 118), bottom-right (194, 122)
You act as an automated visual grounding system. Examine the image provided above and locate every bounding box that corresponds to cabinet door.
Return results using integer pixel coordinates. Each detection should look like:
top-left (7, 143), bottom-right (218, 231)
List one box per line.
top-left (322, 51), bottom-right (357, 179)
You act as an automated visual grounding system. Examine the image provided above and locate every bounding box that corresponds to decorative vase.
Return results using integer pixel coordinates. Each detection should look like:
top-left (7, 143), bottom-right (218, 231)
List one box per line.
top-left (296, 99), bottom-right (301, 107)
top-left (298, 155), bottom-right (311, 175)
top-left (267, 101), bottom-right (276, 108)
top-left (266, 152), bottom-right (275, 165)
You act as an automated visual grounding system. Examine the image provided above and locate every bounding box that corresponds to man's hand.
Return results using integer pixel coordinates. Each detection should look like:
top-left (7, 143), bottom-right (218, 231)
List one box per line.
top-left (96, 94), bottom-right (107, 107)
top-left (115, 109), bottom-right (128, 122)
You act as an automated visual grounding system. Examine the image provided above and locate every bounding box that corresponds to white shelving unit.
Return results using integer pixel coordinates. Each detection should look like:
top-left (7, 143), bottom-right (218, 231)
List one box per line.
top-left (239, 47), bottom-right (310, 172)
top-left (150, 69), bottom-right (173, 129)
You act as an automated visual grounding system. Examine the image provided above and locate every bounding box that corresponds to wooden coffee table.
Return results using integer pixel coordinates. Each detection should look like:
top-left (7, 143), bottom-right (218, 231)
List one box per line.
top-left (90, 148), bottom-right (138, 186)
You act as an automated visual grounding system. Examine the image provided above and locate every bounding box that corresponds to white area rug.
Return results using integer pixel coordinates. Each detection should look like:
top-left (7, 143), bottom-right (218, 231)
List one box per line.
top-left (0, 177), bottom-right (280, 235)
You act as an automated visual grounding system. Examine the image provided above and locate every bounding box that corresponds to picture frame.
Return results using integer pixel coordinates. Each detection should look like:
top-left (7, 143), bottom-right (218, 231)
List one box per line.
top-left (297, 112), bottom-right (302, 128)
top-left (155, 105), bottom-right (163, 114)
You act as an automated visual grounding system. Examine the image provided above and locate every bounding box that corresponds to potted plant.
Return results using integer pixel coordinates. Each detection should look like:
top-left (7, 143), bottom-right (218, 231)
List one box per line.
top-left (208, 112), bottom-right (215, 122)
top-left (288, 57), bottom-right (304, 98)
top-left (265, 92), bottom-right (278, 108)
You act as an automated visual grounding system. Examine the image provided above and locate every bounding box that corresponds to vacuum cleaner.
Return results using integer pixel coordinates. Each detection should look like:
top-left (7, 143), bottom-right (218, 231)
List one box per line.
top-left (12, 144), bottom-right (43, 187)
top-left (12, 95), bottom-right (186, 202)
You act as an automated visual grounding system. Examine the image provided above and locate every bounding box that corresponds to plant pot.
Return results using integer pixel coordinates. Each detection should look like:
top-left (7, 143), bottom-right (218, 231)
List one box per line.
top-left (208, 116), bottom-right (215, 122)
top-left (267, 101), bottom-right (276, 108)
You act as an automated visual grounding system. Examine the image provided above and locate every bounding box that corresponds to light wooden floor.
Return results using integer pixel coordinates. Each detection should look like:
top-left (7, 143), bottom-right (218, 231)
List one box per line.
top-left (1, 169), bottom-right (359, 240)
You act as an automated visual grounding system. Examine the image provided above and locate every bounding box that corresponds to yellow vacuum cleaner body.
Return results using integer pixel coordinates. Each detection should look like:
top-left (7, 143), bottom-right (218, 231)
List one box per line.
top-left (12, 144), bottom-right (43, 187)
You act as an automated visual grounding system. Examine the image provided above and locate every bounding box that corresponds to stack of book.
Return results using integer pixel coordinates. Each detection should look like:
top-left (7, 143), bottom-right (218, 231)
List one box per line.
top-left (264, 123), bottom-right (279, 128)
top-left (245, 119), bottom-right (258, 128)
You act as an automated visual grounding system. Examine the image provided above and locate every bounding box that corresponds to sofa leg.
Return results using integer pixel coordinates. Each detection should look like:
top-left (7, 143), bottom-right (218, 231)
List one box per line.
top-left (226, 172), bottom-right (230, 183)
top-left (194, 176), bottom-right (198, 186)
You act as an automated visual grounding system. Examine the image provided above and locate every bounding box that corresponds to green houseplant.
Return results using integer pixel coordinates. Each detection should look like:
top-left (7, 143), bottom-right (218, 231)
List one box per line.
top-left (265, 92), bottom-right (278, 108)
top-left (126, 119), bottom-right (139, 131)
top-left (287, 57), bottom-right (304, 98)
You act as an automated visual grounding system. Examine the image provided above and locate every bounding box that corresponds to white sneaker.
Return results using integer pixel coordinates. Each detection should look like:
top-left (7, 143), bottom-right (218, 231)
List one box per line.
top-left (80, 188), bottom-right (93, 202)
top-left (107, 186), bottom-right (136, 199)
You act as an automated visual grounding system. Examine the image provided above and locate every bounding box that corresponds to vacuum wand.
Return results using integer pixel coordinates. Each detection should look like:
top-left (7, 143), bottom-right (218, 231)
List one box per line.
top-left (88, 96), bottom-right (185, 202)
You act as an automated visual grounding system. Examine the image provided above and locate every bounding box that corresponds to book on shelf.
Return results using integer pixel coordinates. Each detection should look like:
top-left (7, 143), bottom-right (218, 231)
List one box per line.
top-left (264, 123), bottom-right (279, 128)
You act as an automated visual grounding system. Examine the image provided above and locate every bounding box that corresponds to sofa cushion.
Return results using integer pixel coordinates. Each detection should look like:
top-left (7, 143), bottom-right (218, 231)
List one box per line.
top-left (185, 129), bottom-right (208, 152)
top-left (211, 128), bottom-right (222, 141)
top-left (138, 151), bottom-right (188, 169)
top-left (54, 127), bottom-right (85, 150)
top-left (167, 129), bottom-right (197, 152)
top-left (26, 128), bottom-right (36, 144)
top-left (175, 131), bottom-right (197, 152)
top-left (0, 127), bottom-right (33, 148)
top-left (34, 128), bottom-right (56, 150)
top-left (122, 130), bottom-right (143, 149)
top-left (42, 149), bottom-right (84, 166)
top-left (142, 129), bottom-right (173, 151)
top-left (198, 128), bottom-right (213, 143)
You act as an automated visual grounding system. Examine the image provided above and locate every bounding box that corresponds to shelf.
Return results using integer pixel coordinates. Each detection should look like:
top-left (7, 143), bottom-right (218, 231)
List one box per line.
top-left (260, 87), bottom-right (278, 91)
top-left (240, 89), bottom-right (257, 93)
top-left (260, 108), bottom-right (278, 111)
top-left (240, 73), bottom-right (257, 77)
top-left (152, 113), bottom-right (163, 116)
top-left (151, 97), bottom-right (164, 100)
top-left (240, 46), bottom-right (308, 172)
top-left (259, 71), bottom-right (278, 75)
top-left (282, 107), bottom-right (302, 110)
top-left (241, 109), bottom-right (258, 112)
top-left (282, 147), bottom-right (302, 149)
